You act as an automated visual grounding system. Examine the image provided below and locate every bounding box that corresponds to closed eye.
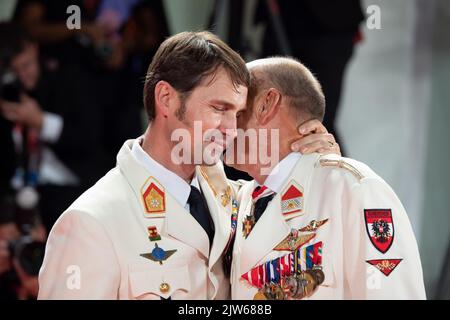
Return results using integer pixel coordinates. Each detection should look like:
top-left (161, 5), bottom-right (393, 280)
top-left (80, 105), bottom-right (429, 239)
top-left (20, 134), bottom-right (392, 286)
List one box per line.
top-left (211, 105), bottom-right (226, 112)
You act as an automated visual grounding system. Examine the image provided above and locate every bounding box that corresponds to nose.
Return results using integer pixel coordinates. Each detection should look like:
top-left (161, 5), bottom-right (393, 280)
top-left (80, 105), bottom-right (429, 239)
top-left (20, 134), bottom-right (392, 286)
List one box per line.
top-left (220, 112), bottom-right (238, 141)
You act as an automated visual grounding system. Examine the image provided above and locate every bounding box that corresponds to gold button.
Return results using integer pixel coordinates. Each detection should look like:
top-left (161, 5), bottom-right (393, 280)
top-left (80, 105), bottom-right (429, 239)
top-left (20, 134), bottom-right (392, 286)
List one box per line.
top-left (159, 282), bottom-right (170, 293)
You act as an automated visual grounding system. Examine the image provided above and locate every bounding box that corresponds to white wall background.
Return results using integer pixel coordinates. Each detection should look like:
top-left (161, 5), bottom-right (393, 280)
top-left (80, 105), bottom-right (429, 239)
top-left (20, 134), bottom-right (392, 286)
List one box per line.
top-left (338, 0), bottom-right (450, 297)
top-left (339, 0), bottom-right (431, 239)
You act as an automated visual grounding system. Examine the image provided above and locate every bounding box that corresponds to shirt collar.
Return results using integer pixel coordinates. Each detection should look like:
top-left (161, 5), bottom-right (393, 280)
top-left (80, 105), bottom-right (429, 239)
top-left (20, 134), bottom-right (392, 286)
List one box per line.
top-left (258, 152), bottom-right (302, 194)
top-left (131, 138), bottom-right (198, 208)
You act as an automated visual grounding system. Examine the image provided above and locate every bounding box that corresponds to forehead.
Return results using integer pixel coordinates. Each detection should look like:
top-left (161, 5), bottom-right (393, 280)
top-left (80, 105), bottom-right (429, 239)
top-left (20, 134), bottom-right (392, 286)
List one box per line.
top-left (189, 68), bottom-right (248, 107)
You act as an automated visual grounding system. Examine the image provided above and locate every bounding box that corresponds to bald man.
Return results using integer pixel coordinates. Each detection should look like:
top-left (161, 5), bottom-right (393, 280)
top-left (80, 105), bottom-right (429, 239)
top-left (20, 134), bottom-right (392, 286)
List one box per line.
top-left (226, 57), bottom-right (426, 300)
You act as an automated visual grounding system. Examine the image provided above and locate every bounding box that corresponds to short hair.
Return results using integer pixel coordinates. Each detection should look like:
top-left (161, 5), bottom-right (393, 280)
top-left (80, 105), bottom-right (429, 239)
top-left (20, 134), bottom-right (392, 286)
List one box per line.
top-left (143, 31), bottom-right (250, 120)
top-left (248, 57), bottom-right (325, 121)
top-left (0, 22), bottom-right (33, 68)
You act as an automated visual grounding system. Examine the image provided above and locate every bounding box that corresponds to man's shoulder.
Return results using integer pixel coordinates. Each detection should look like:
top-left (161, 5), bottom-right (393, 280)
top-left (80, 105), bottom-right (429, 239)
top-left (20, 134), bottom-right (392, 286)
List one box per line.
top-left (64, 167), bottom-right (134, 222)
top-left (310, 153), bottom-right (381, 184)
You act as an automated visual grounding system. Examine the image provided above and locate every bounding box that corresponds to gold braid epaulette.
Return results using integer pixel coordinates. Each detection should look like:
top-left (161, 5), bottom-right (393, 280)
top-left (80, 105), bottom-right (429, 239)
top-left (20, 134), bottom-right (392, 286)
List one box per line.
top-left (318, 158), bottom-right (364, 181)
top-left (199, 166), bottom-right (217, 197)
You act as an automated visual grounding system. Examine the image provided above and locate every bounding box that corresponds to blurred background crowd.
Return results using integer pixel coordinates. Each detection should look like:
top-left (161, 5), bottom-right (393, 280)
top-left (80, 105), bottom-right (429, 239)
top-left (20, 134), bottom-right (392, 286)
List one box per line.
top-left (0, 0), bottom-right (449, 300)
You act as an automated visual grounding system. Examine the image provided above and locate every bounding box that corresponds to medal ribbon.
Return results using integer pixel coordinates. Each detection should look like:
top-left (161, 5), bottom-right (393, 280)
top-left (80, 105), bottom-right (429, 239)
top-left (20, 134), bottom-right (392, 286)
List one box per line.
top-left (241, 242), bottom-right (323, 289)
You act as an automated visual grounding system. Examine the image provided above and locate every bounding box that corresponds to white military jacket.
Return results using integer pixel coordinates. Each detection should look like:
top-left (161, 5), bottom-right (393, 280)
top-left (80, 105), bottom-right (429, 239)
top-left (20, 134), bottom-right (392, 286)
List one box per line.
top-left (38, 139), bottom-right (235, 299)
top-left (230, 153), bottom-right (426, 300)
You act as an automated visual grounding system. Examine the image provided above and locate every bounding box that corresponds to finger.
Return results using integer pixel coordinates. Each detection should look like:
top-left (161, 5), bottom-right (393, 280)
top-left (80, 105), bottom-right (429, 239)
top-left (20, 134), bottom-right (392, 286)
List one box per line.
top-left (317, 144), bottom-right (341, 156)
top-left (300, 140), bottom-right (341, 155)
top-left (291, 133), bottom-right (334, 151)
top-left (298, 119), bottom-right (328, 135)
top-left (298, 139), bottom-right (335, 154)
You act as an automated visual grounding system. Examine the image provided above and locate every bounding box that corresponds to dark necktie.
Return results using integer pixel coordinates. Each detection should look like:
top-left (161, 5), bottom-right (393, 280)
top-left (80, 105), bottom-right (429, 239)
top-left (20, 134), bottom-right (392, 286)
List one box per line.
top-left (187, 185), bottom-right (214, 246)
top-left (254, 193), bottom-right (276, 223)
top-left (223, 186), bottom-right (275, 277)
top-left (252, 186), bottom-right (276, 223)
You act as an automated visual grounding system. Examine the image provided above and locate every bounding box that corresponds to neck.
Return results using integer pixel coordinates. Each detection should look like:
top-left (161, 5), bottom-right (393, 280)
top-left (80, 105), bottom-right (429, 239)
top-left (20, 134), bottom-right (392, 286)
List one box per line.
top-left (142, 122), bottom-right (196, 183)
top-left (249, 140), bottom-right (292, 185)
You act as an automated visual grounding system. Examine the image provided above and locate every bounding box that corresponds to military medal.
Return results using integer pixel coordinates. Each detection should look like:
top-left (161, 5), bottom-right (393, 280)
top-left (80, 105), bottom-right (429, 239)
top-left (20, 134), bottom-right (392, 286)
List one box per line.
top-left (274, 230), bottom-right (316, 251)
top-left (283, 276), bottom-right (299, 298)
top-left (243, 186), bottom-right (275, 239)
top-left (309, 267), bottom-right (325, 285)
top-left (289, 272), bottom-right (314, 299)
top-left (253, 291), bottom-right (267, 300)
top-left (242, 215), bottom-right (255, 239)
top-left (299, 218), bottom-right (329, 232)
top-left (221, 186), bottom-right (232, 207)
top-left (148, 226), bottom-right (161, 242)
top-left (231, 199), bottom-right (238, 231)
top-left (302, 271), bottom-right (318, 296)
top-left (243, 241), bottom-right (325, 300)
top-left (140, 243), bottom-right (177, 265)
top-left (267, 283), bottom-right (285, 300)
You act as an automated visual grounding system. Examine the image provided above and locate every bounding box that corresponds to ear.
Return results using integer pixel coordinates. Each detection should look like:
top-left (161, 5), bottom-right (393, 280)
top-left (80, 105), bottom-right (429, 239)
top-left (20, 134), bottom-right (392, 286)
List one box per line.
top-left (255, 88), bottom-right (282, 125)
top-left (154, 80), bottom-right (174, 118)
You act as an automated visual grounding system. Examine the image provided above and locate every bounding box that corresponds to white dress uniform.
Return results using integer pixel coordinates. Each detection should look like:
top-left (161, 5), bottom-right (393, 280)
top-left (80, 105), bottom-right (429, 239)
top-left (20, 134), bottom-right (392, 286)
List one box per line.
top-left (38, 139), bottom-right (235, 300)
top-left (230, 152), bottom-right (426, 300)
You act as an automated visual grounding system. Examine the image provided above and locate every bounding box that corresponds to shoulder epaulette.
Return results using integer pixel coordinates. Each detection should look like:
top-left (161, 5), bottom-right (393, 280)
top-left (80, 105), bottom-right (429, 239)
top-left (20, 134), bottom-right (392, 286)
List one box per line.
top-left (318, 158), bottom-right (364, 181)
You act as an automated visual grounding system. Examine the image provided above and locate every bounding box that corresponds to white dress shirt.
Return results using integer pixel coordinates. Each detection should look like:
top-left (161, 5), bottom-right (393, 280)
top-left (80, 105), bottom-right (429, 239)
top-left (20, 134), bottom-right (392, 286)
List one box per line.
top-left (256, 152), bottom-right (302, 193)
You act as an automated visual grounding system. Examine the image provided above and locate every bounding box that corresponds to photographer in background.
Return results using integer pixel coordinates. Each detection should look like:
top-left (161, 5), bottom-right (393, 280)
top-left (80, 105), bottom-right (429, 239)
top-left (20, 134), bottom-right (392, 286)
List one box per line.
top-left (0, 195), bottom-right (46, 300)
top-left (256, 0), bottom-right (365, 155)
top-left (12, 0), bottom-right (159, 166)
top-left (0, 23), bottom-right (108, 232)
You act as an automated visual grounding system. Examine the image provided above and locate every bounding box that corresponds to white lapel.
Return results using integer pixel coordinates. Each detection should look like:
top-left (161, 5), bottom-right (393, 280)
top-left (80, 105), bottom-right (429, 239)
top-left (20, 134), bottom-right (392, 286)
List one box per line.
top-left (238, 153), bottom-right (321, 276)
top-left (117, 139), bottom-right (209, 259)
top-left (239, 192), bottom-right (291, 276)
top-left (163, 191), bottom-right (210, 259)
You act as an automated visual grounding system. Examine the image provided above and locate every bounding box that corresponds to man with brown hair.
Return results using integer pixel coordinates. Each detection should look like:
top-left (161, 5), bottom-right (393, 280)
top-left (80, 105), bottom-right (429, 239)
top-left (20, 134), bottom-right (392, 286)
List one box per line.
top-left (37, 32), bottom-right (337, 299)
top-left (228, 57), bottom-right (426, 300)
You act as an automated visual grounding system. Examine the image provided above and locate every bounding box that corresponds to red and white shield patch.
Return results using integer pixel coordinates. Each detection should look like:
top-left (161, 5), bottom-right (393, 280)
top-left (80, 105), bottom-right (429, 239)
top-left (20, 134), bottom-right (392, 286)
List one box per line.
top-left (364, 209), bottom-right (394, 253)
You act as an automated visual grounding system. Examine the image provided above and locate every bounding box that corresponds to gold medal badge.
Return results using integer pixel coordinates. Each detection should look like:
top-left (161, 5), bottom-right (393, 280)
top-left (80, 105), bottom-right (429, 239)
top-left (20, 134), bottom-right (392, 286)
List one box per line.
top-left (299, 219), bottom-right (329, 232)
top-left (274, 231), bottom-right (316, 251)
